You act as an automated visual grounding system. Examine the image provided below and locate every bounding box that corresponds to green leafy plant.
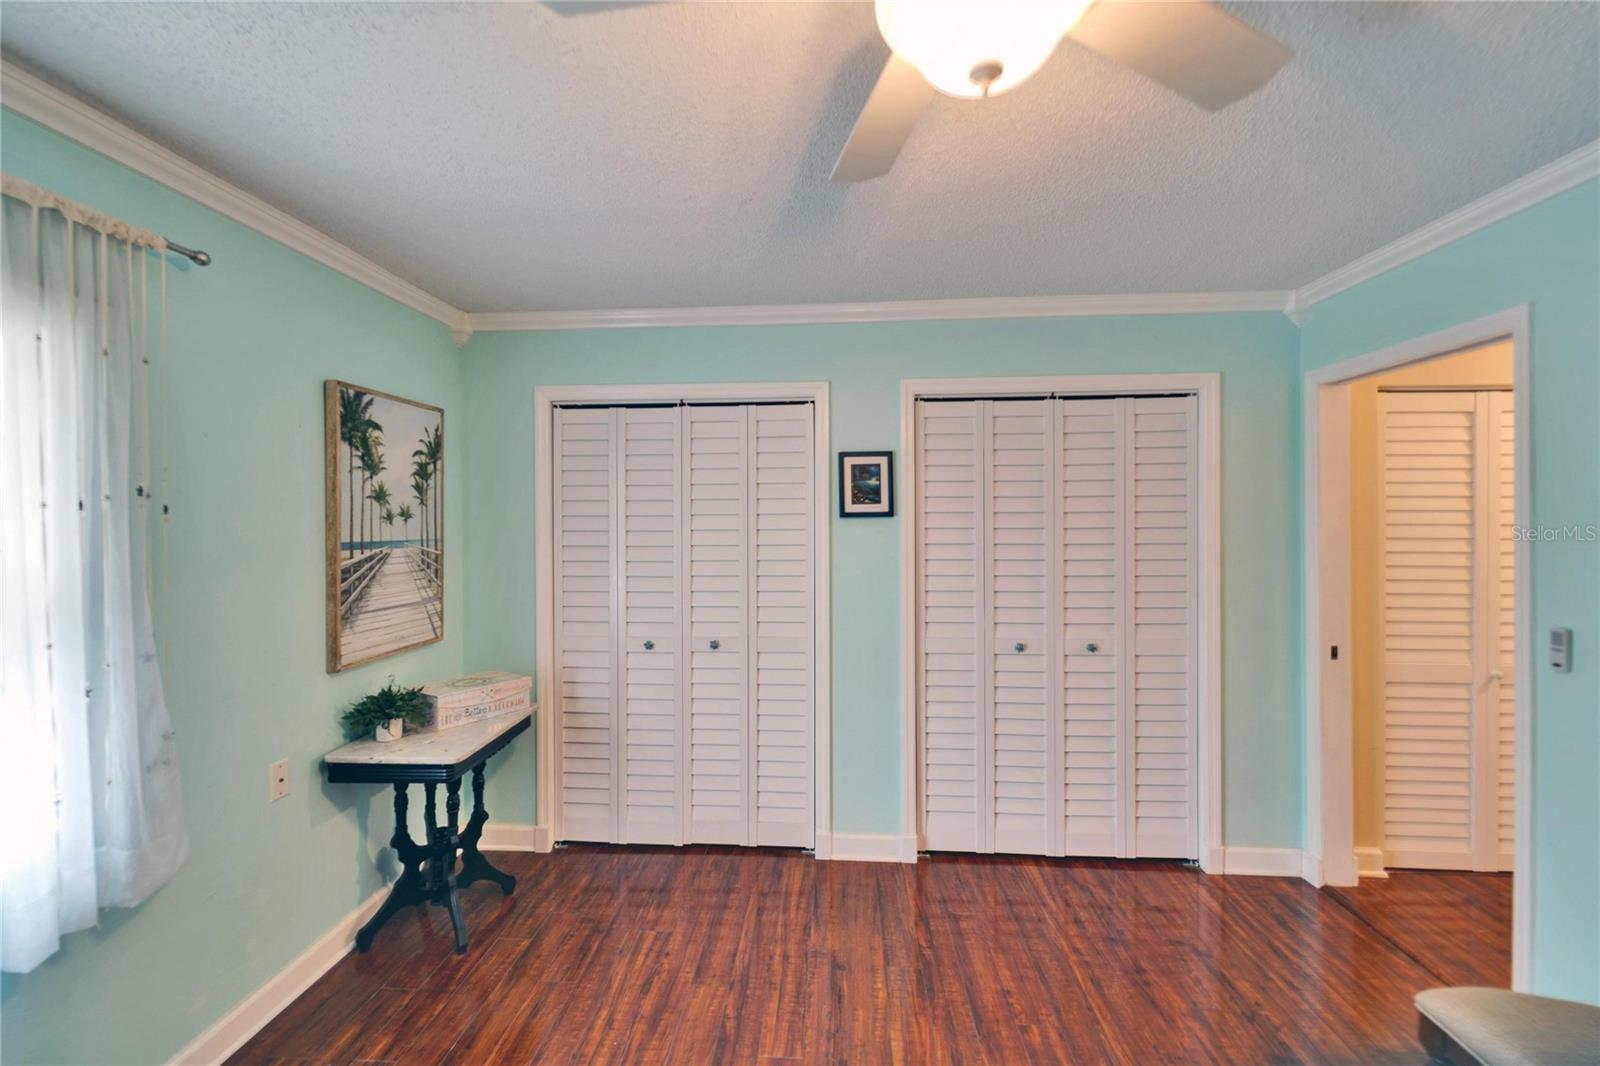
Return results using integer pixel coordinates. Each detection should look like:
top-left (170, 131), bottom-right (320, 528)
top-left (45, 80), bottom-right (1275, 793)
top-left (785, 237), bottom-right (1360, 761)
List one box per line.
top-left (340, 678), bottom-right (428, 739)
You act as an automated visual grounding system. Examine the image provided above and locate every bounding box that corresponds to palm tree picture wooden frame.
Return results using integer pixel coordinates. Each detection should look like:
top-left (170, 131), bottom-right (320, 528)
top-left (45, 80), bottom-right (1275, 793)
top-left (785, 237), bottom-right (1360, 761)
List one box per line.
top-left (324, 380), bottom-right (445, 673)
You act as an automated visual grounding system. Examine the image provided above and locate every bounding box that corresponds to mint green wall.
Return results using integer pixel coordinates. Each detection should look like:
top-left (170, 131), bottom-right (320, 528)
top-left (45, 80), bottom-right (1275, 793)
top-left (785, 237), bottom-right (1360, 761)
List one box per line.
top-left (458, 315), bottom-right (1305, 845)
top-left (0, 112), bottom-right (464, 1064)
top-left (1299, 179), bottom-right (1600, 1004)
top-left (4, 98), bottom-right (1592, 1066)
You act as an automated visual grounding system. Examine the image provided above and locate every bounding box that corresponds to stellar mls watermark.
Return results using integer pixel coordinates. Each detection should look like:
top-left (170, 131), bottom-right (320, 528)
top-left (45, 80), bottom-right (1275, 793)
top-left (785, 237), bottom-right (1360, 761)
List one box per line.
top-left (1512, 524), bottom-right (1599, 542)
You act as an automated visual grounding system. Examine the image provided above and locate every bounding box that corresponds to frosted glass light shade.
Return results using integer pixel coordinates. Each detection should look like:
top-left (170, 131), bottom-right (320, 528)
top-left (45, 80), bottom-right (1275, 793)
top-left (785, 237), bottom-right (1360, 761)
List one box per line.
top-left (875, 0), bottom-right (1091, 99)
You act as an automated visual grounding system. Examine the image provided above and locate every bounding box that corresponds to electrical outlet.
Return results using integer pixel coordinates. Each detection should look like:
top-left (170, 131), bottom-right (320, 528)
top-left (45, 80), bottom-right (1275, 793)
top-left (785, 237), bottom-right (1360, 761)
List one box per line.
top-left (269, 759), bottom-right (290, 802)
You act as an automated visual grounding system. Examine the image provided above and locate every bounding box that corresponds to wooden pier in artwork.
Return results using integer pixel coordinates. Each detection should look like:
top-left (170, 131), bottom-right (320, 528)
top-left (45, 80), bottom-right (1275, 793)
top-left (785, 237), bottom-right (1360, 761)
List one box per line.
top-left (339, 546), bottom-right (442, 661)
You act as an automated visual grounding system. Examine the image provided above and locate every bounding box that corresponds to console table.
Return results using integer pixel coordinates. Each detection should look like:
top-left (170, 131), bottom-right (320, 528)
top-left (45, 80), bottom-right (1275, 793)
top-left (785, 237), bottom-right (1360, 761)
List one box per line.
top-left (324, 711), bottom-right (531, 954)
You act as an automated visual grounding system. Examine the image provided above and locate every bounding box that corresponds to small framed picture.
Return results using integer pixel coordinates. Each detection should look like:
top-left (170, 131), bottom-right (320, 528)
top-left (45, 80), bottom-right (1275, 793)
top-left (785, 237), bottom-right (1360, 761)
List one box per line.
top-left (839, 451), bottom-right (894, 518)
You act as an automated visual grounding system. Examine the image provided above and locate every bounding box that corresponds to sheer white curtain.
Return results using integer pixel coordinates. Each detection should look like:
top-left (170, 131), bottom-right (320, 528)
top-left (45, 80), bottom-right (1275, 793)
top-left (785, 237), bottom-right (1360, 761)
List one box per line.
top-left (1, 175), bottom-right (187, 974)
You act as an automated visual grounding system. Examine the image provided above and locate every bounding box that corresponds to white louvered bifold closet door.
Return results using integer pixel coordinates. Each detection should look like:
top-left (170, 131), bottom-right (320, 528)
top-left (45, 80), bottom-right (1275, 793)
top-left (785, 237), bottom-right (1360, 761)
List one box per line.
top-left (918, 394), bottom-right (1197, 859)
top-left (619, 406), bottom-right (683, 844)
top-left (1059, 399), bottom-right (1123, 856)
top-left (685, 406), bottom-right (752, 845)
top-left (1126, 396), bottom-right (1199, 859)
top-left (1378, 390), bottom-right (1514, 872)
top-left (917, 402), bottom-right (985, 852)
top-left (554, 401), bottom-right (816, 850)
top-left (916, 399), bottom-right (1057, 855)
top-left (988, 400), bottom-right (1057, 855)
top-left (750, 405), bottom-right (816, 847)
top-left (554, 407), bottom-right (620, 843)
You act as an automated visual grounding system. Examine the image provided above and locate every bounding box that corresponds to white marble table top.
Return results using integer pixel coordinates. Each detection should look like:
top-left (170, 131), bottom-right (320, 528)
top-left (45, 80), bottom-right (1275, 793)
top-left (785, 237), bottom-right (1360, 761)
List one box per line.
top-left (325, 710), bottom-right (532, 766)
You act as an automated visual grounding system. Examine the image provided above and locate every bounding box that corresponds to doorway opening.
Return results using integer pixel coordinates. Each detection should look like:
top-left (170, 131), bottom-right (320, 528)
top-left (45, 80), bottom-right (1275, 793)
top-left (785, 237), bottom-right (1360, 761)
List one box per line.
top-left (1303, 308), bottom-right (1531, 990)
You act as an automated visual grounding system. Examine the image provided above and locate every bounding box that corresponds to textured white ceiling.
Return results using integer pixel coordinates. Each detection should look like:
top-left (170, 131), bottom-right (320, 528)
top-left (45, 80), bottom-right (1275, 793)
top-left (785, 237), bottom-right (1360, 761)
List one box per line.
top-left (2, 2), bottom-right (1596, 313)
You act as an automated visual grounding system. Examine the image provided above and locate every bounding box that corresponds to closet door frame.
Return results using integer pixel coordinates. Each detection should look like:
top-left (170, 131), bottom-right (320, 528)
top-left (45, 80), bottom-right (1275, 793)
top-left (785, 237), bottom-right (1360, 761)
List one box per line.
top-left (1302, 306), bottom-right (1532, 990)
top-left (535, 382), bottom-right (833, 855)
top-left (900, 374), bottom-right (1224, 873)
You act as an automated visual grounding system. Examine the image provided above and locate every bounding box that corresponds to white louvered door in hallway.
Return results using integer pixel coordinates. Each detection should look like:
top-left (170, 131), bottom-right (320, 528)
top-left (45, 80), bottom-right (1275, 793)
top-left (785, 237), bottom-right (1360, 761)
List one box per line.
top-left (1377, 389), bottom-right (1514, 872)
top-left (553, 401), bottom-right (816, 849)
top-left (916, 394), bottom-right (1198, 860)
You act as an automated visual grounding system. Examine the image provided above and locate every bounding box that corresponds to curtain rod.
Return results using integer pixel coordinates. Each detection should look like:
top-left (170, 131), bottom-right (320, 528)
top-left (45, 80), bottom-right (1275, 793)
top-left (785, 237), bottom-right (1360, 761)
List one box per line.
top-left (162, 239), bottom-right (210, 266)
top-left (3, 173), bottom-right (211, 266)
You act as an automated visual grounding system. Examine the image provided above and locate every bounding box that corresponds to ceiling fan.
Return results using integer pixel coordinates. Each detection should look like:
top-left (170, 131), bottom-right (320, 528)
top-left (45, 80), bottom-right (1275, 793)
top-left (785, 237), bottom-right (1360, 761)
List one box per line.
top-left (835, 0), bottom-right (1294, 181)
top-left (545, 1), bottom-right (1293, 182)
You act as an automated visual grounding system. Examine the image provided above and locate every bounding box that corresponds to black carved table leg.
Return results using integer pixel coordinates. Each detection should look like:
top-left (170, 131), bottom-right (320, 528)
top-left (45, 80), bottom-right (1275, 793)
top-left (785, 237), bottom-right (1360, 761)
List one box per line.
top-left (439, 778), bottom-right (468, 953)
top-left (355, 784), bottom-right (428, 952)
top-left (422, 783), bottom-right (441, 901)
top-left (457, 762), bottom-right (516, 895)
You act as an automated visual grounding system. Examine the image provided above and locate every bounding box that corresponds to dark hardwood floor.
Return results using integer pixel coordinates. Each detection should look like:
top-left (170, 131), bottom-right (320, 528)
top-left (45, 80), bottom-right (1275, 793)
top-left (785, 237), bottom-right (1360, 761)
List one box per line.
top-left (1326, 869), bottom-right (1512, 989)
top-left (229, 847), bottom-right (1510, 1065)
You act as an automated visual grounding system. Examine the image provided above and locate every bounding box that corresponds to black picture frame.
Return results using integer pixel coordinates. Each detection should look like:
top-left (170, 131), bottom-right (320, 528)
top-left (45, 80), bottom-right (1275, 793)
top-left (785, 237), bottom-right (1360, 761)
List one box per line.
top-left (838, 451), bottom-right (895, 518)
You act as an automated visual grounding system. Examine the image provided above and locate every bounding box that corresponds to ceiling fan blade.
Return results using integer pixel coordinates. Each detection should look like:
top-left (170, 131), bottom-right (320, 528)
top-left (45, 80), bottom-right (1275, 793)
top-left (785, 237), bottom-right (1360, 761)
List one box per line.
top-left (1066, 0), bottom-right (1292, 111)
top-left (830, 53), bottom-right (936, 183)
top-left (543, 1), bottom-right (659, 16)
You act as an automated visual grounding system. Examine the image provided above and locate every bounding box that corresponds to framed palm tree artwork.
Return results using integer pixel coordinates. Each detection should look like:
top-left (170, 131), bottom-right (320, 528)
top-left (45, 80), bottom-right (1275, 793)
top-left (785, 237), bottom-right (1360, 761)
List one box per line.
top-left (324, 381), bottom-right (445, 672)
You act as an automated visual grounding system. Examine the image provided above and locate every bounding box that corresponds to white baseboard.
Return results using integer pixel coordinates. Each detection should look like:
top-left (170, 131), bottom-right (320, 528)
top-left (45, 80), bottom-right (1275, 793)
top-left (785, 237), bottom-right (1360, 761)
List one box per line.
top-left (480, 821), bottom-right (552, 853)
top-left (825, 832), bottom-right (919, 864)
top-left (1221, 846), bottom-right (1306, 878)
top-left (1300, 849), bottom-right (1324, 886)
top-left (1354, 846), bottom-right (1390, 879)
top-left (167, 827), bottom-right (543, 1064)
top-left (168, 884), bottom-right (389, 1065)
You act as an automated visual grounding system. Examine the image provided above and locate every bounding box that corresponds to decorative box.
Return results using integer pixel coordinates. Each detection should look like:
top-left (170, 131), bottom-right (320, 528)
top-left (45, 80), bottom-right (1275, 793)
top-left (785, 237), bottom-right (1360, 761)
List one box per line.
top-left (420, 672), bottom-right (532, 732)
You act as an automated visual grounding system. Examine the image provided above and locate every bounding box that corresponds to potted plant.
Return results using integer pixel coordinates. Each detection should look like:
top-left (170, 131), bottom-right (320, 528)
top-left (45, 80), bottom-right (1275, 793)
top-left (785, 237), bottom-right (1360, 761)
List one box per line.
top-left (341, 679), bottom-right (428, 743)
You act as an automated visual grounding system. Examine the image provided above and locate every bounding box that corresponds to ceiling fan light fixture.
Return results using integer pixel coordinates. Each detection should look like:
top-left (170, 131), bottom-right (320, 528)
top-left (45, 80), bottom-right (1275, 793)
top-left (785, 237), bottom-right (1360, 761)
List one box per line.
top-left (875, 0), bottom-right (1091, 99)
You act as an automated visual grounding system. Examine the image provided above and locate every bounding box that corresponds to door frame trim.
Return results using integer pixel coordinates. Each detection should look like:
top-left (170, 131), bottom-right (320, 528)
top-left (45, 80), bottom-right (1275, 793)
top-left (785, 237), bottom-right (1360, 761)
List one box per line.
top-left (534, 381), bottom-right (833, 855)
top-left (1300, 306), bottom-right (1531, 989)
top-left (898, 374), bottom-right (1223, 872)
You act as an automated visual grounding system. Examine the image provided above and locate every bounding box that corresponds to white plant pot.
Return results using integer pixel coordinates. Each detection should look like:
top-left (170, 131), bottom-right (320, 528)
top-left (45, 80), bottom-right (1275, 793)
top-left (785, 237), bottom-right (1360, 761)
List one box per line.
top-left (374, 718), bottom-right (404, 743)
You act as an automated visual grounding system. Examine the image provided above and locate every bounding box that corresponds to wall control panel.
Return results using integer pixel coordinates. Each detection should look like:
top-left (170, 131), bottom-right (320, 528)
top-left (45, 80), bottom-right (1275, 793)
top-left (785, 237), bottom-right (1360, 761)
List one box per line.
top-left (1550, 627), bottom-right (1572, 673)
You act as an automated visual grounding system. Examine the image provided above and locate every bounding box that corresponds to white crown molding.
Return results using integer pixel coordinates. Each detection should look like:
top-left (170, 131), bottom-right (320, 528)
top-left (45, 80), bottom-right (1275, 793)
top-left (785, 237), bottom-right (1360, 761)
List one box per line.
top-left (467, 141), bottom-right (1599, 333)
top-left (8, 58), bottom-right (1592, 338)
top-left (467, 291), bottom-right (1294, 333)
top-left (0, 60), bottom-right (470, 339)
top-left (1295, 139), bottom-right (1600, 309)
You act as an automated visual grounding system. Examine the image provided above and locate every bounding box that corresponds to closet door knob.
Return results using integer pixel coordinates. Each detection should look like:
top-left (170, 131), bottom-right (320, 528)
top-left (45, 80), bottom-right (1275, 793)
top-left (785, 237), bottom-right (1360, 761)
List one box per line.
top-left (643, 640), bottom-right (655, 651)
top-left (1014, 642), bottom-right (1026, 653)
top-left (709, 639), bottom-right (720, 651)
top-left (1086, 642), bottom-right (1099, 653)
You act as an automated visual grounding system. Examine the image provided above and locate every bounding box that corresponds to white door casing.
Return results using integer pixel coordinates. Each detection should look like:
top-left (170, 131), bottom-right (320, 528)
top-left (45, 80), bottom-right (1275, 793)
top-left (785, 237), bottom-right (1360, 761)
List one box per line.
top-left (1301, 306), bottom-right (1531, 989)
top-left (1489, 392), bottom-right (1515, 869)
